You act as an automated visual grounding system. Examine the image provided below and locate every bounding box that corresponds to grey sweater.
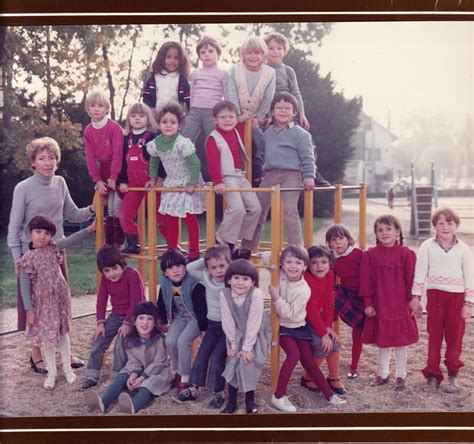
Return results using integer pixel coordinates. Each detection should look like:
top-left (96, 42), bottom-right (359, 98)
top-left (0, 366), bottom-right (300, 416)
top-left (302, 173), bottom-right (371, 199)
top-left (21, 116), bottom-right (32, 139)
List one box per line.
top-left (268, 62), bottom-right (305, 114)
top-left (7, 171), bottom-right (94, 260)
top-left (254, 124), bottom-right (316, 180)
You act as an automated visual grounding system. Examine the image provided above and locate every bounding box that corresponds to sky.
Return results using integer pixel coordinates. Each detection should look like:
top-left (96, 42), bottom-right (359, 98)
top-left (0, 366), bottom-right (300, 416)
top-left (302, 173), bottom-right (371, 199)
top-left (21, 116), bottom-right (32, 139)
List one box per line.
top-left (313, 21), bottom-right (473, 136)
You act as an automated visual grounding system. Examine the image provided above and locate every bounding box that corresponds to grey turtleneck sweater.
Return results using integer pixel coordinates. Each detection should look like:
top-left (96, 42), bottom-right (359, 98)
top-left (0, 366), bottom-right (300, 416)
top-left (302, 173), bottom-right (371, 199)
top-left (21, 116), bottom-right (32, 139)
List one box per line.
top-left (7, 171), bottom-right (94, 260)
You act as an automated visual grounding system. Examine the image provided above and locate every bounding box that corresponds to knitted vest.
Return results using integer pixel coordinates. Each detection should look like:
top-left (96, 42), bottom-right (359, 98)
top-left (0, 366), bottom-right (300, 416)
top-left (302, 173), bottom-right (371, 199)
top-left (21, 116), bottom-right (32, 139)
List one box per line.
top-left (234, 62), bottom-right (274, 116)
top-left (206, 129), bottom-right (249, 177)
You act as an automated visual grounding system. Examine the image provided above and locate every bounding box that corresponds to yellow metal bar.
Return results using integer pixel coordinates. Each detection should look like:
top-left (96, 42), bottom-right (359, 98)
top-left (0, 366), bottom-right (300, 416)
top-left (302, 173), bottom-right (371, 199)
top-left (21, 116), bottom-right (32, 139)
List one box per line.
top-left (205, 183), bottom-right (216, 249)
top-left (359, 182), bottom-right (367, 249)
top-left (137, 199), bottom-right (146, 281)
top-left (334, 183), bottom-right (343, 223)
top-left (333, 184), bottom-right (343, 337)
top-left (244, 119), bottom-right (252, 183)
top-left (95, 191), bottom-right (104, 290)
top-left (147, 189), bottom-right (157, 302)
top-left (303, 190), bottom-right (314, 248)
top-left (270, 185), bottom-right (282, 393)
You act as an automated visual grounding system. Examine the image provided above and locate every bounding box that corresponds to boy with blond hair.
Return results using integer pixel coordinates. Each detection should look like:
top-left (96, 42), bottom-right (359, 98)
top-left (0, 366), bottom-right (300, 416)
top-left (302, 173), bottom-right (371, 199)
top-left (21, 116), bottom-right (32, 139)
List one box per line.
top-left (83, 90), bottom-right (124, 247)
top-left (410, 206), bottom-right (474, 393)
top-left (228, 36), bottom-right (276, 126)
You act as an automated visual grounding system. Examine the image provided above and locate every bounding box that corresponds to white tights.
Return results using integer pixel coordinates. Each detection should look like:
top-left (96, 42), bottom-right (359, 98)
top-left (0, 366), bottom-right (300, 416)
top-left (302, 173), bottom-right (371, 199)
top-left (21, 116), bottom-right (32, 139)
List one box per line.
top-left (378, 346), bottom-right (408, 379)
top-left (43, 334), bottom-right (72, 377)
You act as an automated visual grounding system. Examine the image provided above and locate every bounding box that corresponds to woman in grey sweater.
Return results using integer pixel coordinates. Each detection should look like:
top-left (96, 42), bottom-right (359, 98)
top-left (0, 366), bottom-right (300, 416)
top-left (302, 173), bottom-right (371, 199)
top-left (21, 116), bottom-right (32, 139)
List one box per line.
top-left (7, 137), bottom-right (96, 373)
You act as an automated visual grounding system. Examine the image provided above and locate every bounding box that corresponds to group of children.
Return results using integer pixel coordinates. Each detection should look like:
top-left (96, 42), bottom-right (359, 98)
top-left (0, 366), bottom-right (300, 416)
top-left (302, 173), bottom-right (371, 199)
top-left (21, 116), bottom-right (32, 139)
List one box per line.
top-left (15, 198), bottom-right (472, 415)
top-left (10, 29), bottom-right (473, 415)
top-left (83, 32), bottom-right (320, 261)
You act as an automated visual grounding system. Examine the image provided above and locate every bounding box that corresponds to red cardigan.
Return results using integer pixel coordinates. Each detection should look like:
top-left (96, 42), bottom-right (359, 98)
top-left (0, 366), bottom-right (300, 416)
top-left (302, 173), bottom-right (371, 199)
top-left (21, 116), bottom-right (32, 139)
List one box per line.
top-left (304, 269), bottom-right (335, 337)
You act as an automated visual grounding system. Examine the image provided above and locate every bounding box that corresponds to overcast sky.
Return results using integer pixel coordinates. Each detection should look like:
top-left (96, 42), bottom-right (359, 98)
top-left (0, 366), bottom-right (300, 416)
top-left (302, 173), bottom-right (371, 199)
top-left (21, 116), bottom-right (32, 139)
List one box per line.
top-left (313, 21), bottom-right (473, 136)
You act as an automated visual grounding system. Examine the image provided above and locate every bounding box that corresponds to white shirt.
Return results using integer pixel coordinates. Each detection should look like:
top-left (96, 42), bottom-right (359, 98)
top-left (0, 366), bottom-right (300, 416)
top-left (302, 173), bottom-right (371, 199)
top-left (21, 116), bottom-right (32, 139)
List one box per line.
top-left (154, 71), bottom-right (179, 109)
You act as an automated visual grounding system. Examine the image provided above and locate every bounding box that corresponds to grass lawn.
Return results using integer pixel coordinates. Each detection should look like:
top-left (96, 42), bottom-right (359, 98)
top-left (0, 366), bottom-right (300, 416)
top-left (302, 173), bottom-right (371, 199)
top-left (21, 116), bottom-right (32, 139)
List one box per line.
top-left (0, 216), bottom-right (321, 309)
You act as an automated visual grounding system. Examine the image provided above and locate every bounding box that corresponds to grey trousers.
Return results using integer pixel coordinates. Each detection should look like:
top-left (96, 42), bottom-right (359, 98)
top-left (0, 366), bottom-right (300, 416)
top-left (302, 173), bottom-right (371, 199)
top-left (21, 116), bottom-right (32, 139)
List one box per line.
top-left (85, 312), bottom-right (127, 380)
top-left (165, 315), bottom-right (200, 377)
top-left (217, 173), bottom-right (261, 245)
top-left (181, 107), bottom-right (215, 142)
top-left (245, 169), bottom-right (303, 250)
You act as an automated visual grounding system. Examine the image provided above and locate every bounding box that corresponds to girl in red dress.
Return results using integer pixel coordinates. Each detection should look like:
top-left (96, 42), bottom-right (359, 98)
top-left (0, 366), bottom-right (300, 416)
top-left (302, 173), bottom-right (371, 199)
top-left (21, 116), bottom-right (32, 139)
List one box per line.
top-left (359, 215), bottom-right (418, 392)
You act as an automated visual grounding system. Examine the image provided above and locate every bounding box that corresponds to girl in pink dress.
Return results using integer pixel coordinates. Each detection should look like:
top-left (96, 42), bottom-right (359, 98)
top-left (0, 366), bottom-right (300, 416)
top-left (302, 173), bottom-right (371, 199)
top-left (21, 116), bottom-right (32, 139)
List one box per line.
top-left (359, 215), bottom-right (418, 392)
top-left (18, 216), bottom-right (95, 390)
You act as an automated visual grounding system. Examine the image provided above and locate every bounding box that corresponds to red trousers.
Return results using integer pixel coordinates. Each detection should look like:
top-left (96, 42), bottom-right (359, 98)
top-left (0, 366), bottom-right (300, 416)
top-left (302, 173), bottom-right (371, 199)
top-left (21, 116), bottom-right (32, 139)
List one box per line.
top-left (119, 190), bottom-right (167, 239)
top-left (422, 289), bottom-right (465, 382)
top-left (275, 335), bottom-right (333, 400)
top-left (165, 214), bottom-right (199, 253)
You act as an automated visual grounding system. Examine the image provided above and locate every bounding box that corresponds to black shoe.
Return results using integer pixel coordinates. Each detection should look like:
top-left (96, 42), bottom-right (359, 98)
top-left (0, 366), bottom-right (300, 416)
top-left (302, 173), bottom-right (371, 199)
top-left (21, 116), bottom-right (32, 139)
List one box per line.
top-left (30, 356), bottom-right (48, 374)
top-left (71, 356), bottom-right (85, 369)
top-left (221, 403), bottom-right (238, 414)
top-left (77, 377), bottom-right (98, 391)
top-left (208, 392), bottom-right (225, 409)
top-left (122, 234), bottom-right (140, 255)
top-left (231, 247), bottom-right (251, 260)
top-left (172, 387), bottom-right (197, 403)
top-left (300, 375), bottom-right (320, 393)
top-left (246, 401), bottom-right (258, 414)
top-left (327, 377), bottom-right (347, 395)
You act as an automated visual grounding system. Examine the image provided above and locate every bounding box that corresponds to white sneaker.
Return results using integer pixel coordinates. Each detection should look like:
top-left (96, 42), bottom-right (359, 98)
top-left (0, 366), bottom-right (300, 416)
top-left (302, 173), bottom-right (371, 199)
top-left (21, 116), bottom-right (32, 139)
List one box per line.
top-left (118, 392), bottom-right (135, 413)
top-left (271, 394), bottom-right (297, 412)
top-left (328, 395), bottom-right (347, 405)
top-left (84, 391), bottom-right (105, 413)
top-left (43, 375), bottom-right (56, 390)
top-left (64, 371), bottom-right (77, 384)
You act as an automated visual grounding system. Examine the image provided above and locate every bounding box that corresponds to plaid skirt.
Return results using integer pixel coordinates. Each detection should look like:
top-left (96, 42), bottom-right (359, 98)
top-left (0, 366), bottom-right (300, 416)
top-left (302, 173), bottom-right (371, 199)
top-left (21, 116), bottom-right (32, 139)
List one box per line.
top-left (334, 285), bottom-right (365, 330)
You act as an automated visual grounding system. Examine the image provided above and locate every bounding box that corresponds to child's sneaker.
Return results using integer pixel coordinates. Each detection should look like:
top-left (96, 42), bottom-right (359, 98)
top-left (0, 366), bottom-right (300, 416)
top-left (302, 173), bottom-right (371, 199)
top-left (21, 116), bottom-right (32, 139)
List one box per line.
top-left (394, 377), bottom-right (406, 392)
top-left (271, 394), bottom-right (297, 412)
top-left (84, 391), bottom-right (105, 413)
top-left (208, 392), bottom-right (225, 409)
top-left (444, 376), bottom-right (460, 393)
top-left (77, 377), bottom-right (97, 391)
top-left (176, 382), bottom-right (189, 395)
top-left (328, 395), bottom-right (347, 405)
top-left (172, 386), bottom-right (197, 403)
top-left (423, 376), bottom-right (439, 393)
top-left (43, 374), bottom-right (56, 390)
top-left (346, 368), bottom-right (359, 379)
top-left (64, 370), bottom-right (77, 384)
top-left (118, 392), bottom-right (135, 413)
top-left (370, 375), bottom-right (389, 386)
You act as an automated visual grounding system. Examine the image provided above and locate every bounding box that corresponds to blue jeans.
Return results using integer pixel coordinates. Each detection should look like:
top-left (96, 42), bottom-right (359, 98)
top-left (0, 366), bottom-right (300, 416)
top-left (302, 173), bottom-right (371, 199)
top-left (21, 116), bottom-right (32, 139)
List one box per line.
top-left (85, 312), bottom-right (127, 380)
top-left (190, 320), bottom-right (227, 392)
top-left (101, 372), bottom-right (152, 412)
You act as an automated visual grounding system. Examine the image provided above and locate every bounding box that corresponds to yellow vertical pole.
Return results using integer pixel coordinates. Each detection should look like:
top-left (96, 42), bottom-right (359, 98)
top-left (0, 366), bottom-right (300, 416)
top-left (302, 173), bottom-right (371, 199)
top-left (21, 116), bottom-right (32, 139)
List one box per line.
top-left (334, 183), bottom-right (343, 223)
top-left (303, 190), bottom-right (314, 248)
top-left (147, 189), bottom-right (157, 302)
top-left (95, 191), bottom-right (104, 290)
top-left (137, 199), bottom-right (146, 281)
top-left (359, 183), bottom-right (367, 249)
top-left (206, 183), bottom-right (216, 249)
top-left (244, 119), bottom-right (253, 183)
top-left (333, 184), bottom-right (343, 336)
top-left (270, 185), bottom-right (282, 392)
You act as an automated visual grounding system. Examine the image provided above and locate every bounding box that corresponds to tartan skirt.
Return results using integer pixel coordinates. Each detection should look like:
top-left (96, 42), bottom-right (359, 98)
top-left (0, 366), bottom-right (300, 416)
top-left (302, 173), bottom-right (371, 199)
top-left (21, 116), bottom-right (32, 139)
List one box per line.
top-left (334, 285), bottom-right (365, 330)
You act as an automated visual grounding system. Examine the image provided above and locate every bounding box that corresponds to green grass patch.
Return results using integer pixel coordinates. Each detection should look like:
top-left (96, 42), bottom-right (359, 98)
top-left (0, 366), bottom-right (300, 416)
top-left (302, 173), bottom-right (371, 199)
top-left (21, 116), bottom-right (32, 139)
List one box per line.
top-left (0, 217), bottom-right (322, 308)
